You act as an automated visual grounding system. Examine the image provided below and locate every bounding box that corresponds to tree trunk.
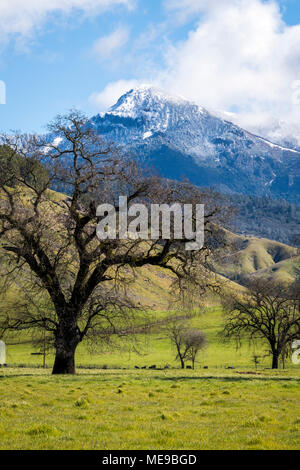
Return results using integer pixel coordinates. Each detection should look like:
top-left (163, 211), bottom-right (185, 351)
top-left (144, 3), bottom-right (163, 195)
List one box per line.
top-left (272, 351), bottom-right (279, 369)
top-left (52, 319), bottom-right (81, 374)
top-left (180, 357), bottom-right (185, 369)
top-left (52, 343), bottom-right (77, 374)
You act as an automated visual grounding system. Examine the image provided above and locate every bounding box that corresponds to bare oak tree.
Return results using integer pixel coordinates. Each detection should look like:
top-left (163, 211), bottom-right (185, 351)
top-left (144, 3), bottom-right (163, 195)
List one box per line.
top-left (222, 279), bottom-right (300, 369)
top-left (182, 329), bottom-right (208, 369)
top-left (167, 319), bottom-right (207, 369)
top-left (0, 111), bottom-right (223, 374)
top-left (167, 320), bottom-right (188, 369)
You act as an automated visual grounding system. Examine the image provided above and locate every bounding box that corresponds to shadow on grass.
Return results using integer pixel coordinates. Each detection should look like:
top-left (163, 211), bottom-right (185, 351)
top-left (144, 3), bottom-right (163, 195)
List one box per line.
top-left (157, 375), bottom-right (300, 383)
top-left (1, 369), bottom-right (299, 383)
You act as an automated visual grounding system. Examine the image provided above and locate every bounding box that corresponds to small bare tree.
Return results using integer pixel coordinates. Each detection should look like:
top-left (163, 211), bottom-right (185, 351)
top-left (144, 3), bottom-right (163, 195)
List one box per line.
top-left (182, 329), bottom-right (208, 369)
top-left (167, 320), bottom-right (207, 369)
top-left (0, 111), bottom-right (224, 374)
top-left (222, 279), bottom-right (300, 369)
top-left (167, 320), bottom-right (188, 369)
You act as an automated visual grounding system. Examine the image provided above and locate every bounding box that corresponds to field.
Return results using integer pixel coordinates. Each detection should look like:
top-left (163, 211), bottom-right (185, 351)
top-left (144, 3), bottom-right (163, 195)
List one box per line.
top-left (0, 369), bottom-right (299, 450)
top-left (4, 306), bottom-right (300, 371)
top-left (1, 306), bottom-right (299, 450)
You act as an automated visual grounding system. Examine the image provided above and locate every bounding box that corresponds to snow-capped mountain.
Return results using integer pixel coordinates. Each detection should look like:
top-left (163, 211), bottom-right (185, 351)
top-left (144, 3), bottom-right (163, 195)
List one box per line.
top-left (90, 85), bottom-right (300, 204)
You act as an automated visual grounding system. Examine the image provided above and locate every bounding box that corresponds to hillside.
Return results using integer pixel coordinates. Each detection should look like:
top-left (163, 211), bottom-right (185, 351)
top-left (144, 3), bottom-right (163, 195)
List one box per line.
top-left (247, 255), bottom-right (300, 284)
top-left (0, 183), bottom-right (297, 317)
top-left (0, 186), bottom-right (295, 313)
top-left (0, 182), bottom-right (246, 317)
top-left (211, 229), bottom-right (298, 284)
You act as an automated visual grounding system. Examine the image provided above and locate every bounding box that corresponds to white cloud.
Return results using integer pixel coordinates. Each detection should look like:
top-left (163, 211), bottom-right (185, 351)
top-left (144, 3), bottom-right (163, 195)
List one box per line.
top-left (0, 0), bottom-right (134, 43)
top-left (89, 79), bottom-right (140, 110)
top-left (164, 0), bottom-right (252, 26)
top-left (164, 0), bottom-right (220, 23)
top-left (93, 27), bottom-right (130, 60)
top-left (160, 0), bottom-right (300, 144)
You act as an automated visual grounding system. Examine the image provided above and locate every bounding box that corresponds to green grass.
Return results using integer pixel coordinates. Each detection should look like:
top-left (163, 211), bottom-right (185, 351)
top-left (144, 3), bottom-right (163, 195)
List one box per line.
top-left (1, 181), bottom-right (299, 450)
top-left (1, 306), bottom-right (299, 450)
top-left (0, 368), bottom-right (299, 450)
top-left (249, 255), bottom-right (300, 284)
top-left (5, 307), bottom-right (299, 371)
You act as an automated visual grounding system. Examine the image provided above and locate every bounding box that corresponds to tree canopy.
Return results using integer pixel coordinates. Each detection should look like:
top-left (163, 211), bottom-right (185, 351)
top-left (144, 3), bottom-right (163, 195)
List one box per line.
top-left (0, 111), bottom-right (224, 374)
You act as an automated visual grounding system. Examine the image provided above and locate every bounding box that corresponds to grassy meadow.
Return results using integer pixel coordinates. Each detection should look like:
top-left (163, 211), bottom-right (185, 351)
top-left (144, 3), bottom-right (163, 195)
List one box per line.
top-left (0, 369), bottom-right (299, 450)
top-left (1, 305), bottom-right (299, 450)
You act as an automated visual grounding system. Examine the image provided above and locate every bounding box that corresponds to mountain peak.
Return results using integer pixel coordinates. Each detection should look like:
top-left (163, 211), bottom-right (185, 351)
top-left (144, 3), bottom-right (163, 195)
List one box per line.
top-left (90, 85), bottom-right (300, 204)
top-left (109, 84), bottom-right (202, 119)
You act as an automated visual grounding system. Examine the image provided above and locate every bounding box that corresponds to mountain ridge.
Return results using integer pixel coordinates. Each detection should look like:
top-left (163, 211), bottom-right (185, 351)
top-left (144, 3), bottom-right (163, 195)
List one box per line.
top-left (91, 85), bottom-right (300, 204)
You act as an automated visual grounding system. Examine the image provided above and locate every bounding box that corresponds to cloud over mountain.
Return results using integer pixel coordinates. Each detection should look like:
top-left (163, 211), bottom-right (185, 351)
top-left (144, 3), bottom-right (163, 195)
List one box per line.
top-left (160, 0), bottom-right (300, 145)
top-left (93, 0), bottom-right (300, 146)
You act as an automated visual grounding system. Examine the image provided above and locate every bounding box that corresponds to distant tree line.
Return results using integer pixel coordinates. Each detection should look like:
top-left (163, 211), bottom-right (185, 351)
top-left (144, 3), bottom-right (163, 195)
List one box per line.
top-left (225, 193), bottom-right (300, 246)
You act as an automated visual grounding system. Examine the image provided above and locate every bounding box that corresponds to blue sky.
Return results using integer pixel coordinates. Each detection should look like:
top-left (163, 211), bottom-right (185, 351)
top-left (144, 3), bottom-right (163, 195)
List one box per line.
top-left (0, 0), bottom-right (300, 142)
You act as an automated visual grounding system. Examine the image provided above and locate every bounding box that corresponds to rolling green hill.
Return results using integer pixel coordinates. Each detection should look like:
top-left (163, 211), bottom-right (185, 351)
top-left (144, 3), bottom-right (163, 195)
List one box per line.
top-left (212, 229), bottom-right (298, 284)
top-left (248, 255), bottom-right (300, 284)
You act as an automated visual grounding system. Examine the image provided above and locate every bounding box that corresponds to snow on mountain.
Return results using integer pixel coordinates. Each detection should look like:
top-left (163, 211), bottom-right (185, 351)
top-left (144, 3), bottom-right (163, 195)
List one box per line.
top-left (2, 85), bottom-right (297, 203)
top-left (92, 85), bottom-right (297, 159)
top-left (256, 136), bottom-right (300, 154)
top-left (109, 84), bottom-right (192, 119)
top-left (90, 85), bottom-right (300, 204)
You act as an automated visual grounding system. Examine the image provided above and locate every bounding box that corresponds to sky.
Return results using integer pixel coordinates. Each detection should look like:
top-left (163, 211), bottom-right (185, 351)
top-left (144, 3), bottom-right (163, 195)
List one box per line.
top-left (0, 0), bottom-right (300, 144)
